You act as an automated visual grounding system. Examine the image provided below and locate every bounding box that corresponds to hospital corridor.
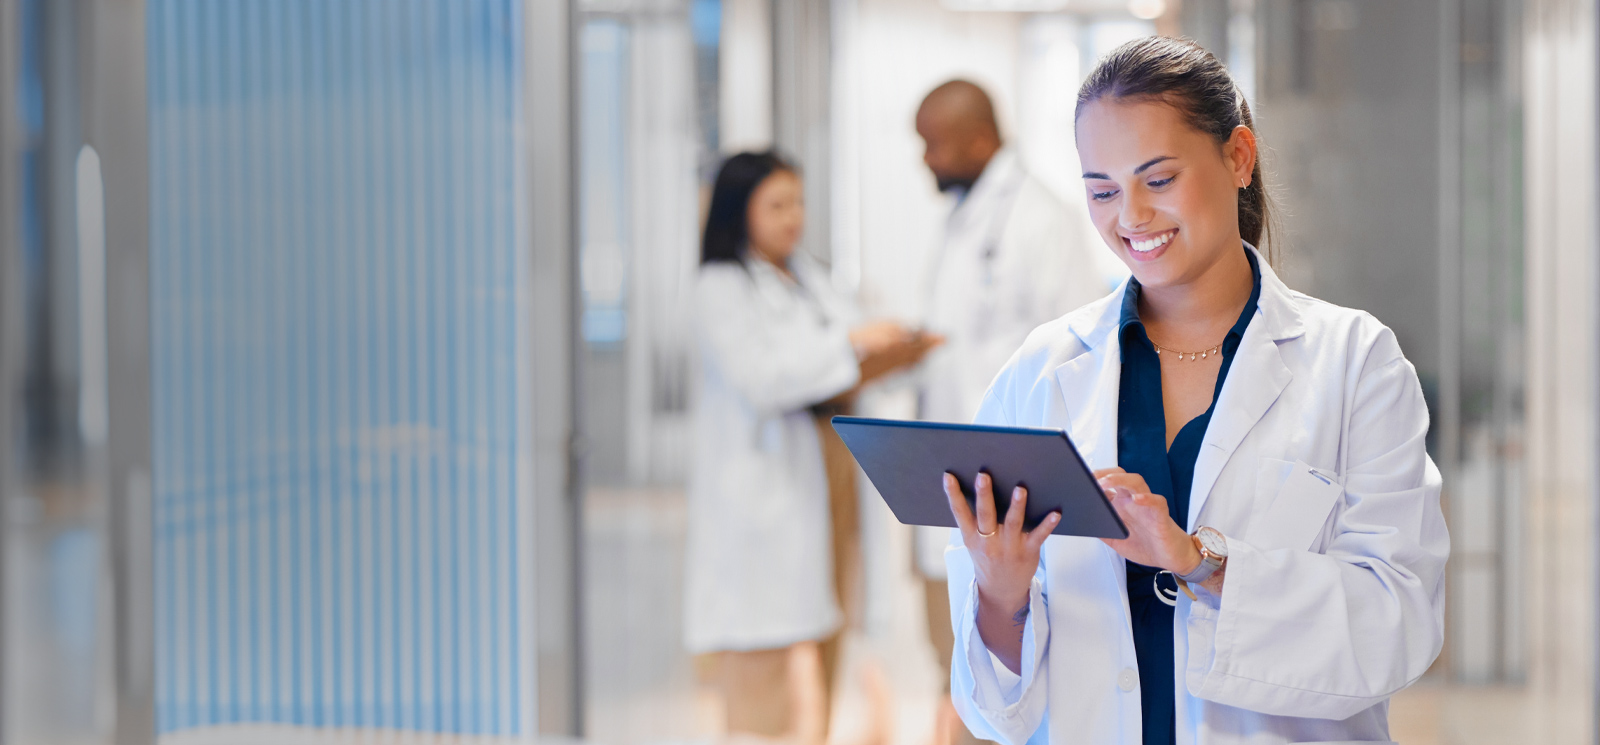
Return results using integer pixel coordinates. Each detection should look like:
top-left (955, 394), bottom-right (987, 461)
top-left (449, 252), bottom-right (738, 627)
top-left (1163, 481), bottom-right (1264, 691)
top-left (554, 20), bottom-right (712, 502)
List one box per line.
top-left (0, 0), bottom-right (1597, 744)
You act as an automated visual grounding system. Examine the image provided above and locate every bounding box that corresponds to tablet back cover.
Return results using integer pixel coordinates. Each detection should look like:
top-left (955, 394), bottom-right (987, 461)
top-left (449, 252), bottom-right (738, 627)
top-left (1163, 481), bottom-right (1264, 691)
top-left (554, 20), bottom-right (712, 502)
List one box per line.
top-left (831, 417), bottom-right (1127, 539)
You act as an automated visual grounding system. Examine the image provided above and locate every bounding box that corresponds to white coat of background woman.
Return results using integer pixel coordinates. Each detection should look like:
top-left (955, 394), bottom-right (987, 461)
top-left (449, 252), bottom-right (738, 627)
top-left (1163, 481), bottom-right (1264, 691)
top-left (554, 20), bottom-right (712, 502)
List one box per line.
top-left (941, 38), bottom-right (1448, 745)
top-left (685, 151), bottom-right (940, 742)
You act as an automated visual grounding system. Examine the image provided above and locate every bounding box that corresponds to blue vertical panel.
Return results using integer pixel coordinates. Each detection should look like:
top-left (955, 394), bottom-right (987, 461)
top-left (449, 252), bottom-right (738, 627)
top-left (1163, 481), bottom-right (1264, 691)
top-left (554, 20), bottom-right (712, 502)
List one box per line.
top-left (147, 0), bottom-right (525, 735)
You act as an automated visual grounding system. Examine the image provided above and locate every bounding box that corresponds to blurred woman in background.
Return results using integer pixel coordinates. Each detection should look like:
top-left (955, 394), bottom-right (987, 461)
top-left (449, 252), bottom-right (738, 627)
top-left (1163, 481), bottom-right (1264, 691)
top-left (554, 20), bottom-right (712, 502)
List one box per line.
top-left (685, 151), bottom-right (939, 743)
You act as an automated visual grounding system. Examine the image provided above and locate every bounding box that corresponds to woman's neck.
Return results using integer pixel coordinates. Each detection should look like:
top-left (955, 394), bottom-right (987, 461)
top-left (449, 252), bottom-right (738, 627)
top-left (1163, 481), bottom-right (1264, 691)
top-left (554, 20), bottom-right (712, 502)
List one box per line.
top-left (750, 245), bottom-right (794, 279)
top-left (1137, 244), bottom-right (1254, 342)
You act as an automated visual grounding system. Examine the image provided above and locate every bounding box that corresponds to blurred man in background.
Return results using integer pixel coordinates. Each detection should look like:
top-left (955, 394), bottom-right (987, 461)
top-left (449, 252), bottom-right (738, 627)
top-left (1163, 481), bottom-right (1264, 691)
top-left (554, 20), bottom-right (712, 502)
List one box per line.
top-left (912, 79), bottom-right (1121, 745)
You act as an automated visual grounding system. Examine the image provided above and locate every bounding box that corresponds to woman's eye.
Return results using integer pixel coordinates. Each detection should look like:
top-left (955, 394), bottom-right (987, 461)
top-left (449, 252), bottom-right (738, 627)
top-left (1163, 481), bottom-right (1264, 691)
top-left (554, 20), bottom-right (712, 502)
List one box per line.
top-left (1148, 176), bottom-right (1176, 189)
top-left (1090, 188), bottom-right (1118, 202)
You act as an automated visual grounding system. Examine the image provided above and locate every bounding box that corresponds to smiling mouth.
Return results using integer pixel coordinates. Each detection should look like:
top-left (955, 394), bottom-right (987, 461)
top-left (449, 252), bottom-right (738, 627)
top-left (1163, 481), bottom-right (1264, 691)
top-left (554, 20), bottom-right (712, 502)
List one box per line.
top-left (1125, 229), bottom-right (1177, 253)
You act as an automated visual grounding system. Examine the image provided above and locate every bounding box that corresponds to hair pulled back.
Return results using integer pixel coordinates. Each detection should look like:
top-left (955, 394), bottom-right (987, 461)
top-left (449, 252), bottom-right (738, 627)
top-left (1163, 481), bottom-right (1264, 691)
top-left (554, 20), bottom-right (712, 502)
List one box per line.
top-left (1076, 36), bottom-right (1275, 261)
top-left (702, 151), bottom-right (797, 265)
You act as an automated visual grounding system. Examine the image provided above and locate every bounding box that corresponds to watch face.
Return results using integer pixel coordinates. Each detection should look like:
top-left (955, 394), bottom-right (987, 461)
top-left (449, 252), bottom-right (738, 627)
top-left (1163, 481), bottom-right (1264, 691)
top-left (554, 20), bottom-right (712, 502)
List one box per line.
top-left (1198, 527), bottom-right (1228, 557)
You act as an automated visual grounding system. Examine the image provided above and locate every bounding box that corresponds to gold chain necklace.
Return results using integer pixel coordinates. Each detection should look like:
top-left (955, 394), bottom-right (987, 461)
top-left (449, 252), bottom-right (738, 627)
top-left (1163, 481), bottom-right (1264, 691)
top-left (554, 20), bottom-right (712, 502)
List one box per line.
top-left (1149, 338), bottom-right (1224, 362)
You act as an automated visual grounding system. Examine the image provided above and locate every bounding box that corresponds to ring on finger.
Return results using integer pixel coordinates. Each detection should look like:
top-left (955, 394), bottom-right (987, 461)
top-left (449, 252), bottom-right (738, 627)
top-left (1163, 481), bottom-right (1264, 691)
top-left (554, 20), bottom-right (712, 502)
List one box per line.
top-left (977, 527), bottom-right (998, 538)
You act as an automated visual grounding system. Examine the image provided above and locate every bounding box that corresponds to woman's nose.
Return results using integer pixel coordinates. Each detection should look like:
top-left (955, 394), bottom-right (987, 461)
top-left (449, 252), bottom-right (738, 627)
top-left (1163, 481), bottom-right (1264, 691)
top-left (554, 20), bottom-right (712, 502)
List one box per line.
top-left (1119, 189), bottom-right (1155, 231)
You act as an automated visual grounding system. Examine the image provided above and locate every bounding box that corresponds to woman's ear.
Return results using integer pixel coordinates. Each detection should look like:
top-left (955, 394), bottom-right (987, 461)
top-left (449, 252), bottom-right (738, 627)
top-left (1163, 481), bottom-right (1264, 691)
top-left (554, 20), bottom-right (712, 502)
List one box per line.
top-left (1225, 125), bottom-right (1258, 187)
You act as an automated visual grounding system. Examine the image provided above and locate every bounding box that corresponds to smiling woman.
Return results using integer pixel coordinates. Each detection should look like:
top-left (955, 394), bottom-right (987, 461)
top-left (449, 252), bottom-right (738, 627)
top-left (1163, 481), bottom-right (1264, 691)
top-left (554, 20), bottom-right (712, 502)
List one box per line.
top-left (939, 36), bottom-right (1447, 745)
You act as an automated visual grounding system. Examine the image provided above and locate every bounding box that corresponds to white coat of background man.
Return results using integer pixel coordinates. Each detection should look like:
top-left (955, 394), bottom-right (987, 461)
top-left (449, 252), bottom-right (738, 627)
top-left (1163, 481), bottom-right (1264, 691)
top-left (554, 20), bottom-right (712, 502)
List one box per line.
top-left (911, 79), bottom-right (1124, 745)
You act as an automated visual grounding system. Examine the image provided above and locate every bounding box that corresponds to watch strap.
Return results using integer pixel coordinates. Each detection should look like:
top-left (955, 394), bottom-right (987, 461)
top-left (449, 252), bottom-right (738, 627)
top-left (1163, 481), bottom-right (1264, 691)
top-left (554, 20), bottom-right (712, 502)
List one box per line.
top-left (1176, 534), bottom-right (1223, 584)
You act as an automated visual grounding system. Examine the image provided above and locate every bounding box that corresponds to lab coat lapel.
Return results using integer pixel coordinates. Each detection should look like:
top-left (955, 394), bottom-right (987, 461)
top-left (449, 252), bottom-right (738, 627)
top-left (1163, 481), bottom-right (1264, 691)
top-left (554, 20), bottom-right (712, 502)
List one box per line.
top-left (1053, 343), bottom-right (1120, 471)
top-left (1186, 252), bottom-right (1302, 527)
top-left (1053, 301), bottom-right (1123, 471)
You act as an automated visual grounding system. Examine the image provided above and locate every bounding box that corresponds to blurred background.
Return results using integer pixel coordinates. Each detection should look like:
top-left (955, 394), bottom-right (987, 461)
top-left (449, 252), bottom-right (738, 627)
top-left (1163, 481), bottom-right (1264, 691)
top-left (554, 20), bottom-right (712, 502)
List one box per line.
top-left (0, 0), bottom-right (1597, 743)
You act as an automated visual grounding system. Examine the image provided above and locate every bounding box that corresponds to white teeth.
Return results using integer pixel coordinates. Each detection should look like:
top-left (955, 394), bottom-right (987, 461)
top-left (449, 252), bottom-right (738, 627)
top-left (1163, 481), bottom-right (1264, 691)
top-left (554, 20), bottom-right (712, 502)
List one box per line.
top-left (1129, 232), bottom-right (1174, 253)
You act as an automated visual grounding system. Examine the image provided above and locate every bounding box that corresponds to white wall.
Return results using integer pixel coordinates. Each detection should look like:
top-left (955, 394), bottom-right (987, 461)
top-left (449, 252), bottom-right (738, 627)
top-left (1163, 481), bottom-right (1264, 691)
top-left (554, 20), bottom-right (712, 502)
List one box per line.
top-left (720, 0), bottom-right (774, 151)
top-left (1523, 0), bottom-right (1598, 738)
top-left (627, 18), bottom-right (700, 485)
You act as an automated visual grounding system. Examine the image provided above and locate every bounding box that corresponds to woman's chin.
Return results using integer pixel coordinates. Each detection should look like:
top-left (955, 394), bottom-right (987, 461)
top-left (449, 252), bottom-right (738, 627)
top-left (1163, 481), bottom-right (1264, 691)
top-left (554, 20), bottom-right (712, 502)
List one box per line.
top-left (1126, 261), bottom-right (1188, 291)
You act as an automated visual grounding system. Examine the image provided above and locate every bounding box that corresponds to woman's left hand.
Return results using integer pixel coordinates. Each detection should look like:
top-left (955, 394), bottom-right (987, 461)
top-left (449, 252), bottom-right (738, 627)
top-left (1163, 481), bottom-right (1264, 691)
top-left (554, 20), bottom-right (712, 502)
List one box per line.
top-left (1094, 467), bottom-right (1202, 575)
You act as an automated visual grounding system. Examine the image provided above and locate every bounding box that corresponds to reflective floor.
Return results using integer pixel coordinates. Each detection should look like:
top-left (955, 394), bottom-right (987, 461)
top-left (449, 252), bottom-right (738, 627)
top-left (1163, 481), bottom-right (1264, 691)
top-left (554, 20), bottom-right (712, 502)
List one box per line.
top-left (1388, 683), bottom-right (1584, 745)
top-left (583, 486), bottom-right (945, 745)
top-left (6, 481), bottom-right (1565, 744)
top-left (5, 480), bottom-right (112, 745)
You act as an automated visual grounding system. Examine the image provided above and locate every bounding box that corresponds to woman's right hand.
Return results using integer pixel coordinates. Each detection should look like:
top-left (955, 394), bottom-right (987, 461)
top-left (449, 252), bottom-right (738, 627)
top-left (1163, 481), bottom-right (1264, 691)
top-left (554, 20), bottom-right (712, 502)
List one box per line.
top-left (945, 472), bottom-right (1059, 673)
top-left (848, 320), bottom-right (914, 356)
top-left (853, 323), bottom-right (944, 385)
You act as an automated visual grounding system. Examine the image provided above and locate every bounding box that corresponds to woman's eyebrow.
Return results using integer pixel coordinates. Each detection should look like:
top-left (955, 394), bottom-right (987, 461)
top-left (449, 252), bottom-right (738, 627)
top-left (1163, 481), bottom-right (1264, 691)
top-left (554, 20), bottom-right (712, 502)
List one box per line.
top-left (1134, 156), bottom-right (1176, 174)
top-left (1082, 155), bottom-right (1178, 180)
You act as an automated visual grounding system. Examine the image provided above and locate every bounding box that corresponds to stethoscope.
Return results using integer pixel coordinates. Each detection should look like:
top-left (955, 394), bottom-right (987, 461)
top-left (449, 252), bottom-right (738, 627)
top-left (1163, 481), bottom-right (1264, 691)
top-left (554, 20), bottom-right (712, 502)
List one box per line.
top-left (1154, 570), bottom-right (1193, 606)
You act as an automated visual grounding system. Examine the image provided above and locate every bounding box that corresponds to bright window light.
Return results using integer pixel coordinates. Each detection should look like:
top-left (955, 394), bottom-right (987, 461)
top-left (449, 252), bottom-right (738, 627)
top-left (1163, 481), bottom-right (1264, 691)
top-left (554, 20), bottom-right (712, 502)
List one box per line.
top-left (939, 0), bottom-right (1072, 11)
top-left (1128, 0), bottom-right (1166, 20)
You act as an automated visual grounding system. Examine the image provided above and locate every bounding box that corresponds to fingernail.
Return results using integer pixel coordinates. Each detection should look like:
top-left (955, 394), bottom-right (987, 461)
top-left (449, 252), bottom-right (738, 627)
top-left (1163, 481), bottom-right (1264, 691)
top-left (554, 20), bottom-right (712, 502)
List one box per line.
top-left (1012, 488), bottom-right (1023, 502)
top-left (1049, 512), bottom-right (1061, 522)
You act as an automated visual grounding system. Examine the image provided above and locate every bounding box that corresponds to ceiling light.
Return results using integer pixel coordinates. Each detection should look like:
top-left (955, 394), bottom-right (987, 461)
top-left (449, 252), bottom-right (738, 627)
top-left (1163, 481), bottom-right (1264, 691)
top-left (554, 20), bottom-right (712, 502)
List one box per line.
top-left (940, 0), bottom-right (1072, 11)
top-left (1128, 0), bottom-right (1166, 20)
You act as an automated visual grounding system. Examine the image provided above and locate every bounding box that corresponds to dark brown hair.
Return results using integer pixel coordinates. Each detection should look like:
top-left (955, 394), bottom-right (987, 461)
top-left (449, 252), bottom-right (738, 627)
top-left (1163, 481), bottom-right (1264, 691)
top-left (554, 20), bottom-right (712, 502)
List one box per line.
top-left (1076, 36), bottom-right (1275, 262)
top-left (702, 151), bottom-right (797, 265)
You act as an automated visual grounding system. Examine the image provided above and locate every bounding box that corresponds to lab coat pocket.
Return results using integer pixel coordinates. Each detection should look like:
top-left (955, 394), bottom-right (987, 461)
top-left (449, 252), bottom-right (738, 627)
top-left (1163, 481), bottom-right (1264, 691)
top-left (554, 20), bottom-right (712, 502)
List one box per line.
top-left (1247, 458), bottom-right (1343, 552)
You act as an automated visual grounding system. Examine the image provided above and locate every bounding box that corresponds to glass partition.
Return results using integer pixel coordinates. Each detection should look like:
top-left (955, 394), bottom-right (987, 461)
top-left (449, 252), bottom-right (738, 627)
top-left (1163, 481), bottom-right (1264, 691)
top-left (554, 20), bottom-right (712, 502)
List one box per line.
top-left (146, 0), bottom-right (530, 736)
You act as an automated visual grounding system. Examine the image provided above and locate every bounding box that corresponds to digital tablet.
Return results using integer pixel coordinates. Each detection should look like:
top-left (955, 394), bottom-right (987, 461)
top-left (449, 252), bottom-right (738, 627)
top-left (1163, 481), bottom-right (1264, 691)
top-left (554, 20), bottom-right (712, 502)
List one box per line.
top-left (831, 416), bottom-right (1128, 539)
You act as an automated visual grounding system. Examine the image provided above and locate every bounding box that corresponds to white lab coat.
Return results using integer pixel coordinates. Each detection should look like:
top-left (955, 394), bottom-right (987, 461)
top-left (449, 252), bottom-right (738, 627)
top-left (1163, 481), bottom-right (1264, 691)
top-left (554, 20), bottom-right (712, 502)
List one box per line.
top-left (915, 148), bottom-right (1126, 579)
top-left (684, 254), bottom-right (862, 653)
top-left (947, 246), bottom-right (1448, 745)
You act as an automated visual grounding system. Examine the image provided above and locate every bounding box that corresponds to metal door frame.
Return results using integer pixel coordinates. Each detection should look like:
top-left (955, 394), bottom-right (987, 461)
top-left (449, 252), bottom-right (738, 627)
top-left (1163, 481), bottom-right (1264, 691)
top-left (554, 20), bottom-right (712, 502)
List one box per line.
top-left (0, 0), bottom-right (17, 736)
top-left (528, 0), bottom-right (585, 737)
top-left (79, 0), bottom-right (154, 742)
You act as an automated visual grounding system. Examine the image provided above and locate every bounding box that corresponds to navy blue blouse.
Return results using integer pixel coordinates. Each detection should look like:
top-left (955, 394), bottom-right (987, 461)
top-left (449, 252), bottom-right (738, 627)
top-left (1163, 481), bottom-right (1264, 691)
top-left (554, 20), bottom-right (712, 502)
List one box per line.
top-left (1117, 248), bottom-right (1261, 745)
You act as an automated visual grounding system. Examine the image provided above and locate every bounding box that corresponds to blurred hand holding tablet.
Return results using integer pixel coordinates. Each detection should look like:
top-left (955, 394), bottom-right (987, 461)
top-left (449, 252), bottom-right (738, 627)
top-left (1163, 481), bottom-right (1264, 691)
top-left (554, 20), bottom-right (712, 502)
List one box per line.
top-left (830, 416), bottom-right (1128, 539)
